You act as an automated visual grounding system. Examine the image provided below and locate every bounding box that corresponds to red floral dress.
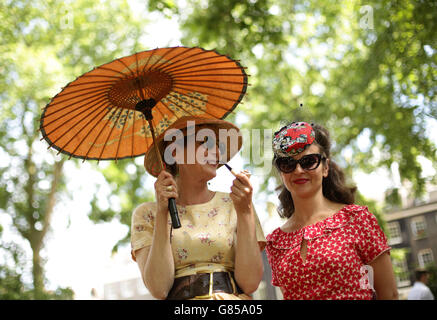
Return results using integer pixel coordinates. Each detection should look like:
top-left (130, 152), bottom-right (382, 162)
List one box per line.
top-left (265, 205), bottom-right (391, 300)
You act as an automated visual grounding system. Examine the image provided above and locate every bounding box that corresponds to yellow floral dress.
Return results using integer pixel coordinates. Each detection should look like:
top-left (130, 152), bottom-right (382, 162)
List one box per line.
top-left (131, 191), bottom-right (266, 300)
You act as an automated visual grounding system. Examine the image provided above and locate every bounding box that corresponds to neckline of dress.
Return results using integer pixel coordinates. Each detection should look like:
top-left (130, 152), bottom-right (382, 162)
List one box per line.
top-left (278, 204), bottom-right (350, 235)
top-left (177, 191), bottom-right (218, 208)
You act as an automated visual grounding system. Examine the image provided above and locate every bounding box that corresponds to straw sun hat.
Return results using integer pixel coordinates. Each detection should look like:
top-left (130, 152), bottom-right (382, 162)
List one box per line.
top-left (144, 116), bottom-right (242, 177)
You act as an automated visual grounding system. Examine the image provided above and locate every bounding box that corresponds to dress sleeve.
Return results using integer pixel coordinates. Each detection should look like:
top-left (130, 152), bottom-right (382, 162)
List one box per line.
top-left (265, 240), bottom-right (280, 286)
top-left (130, 202), bottom-right (155, 261)
top-left (355, 207), bottom-right (391, 265)
top-left (253, 206), bottom-right (267, 251)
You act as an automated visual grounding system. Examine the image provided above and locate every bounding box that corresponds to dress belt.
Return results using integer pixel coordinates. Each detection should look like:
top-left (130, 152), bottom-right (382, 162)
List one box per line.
top-left (166, 271), bottom-right (243, 300)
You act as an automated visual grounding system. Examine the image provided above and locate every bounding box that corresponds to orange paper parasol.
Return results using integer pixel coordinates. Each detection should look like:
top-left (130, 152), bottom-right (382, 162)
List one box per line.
top-left (40, 46), bottom-right (248, 228)
top-left (40, 46), bottom-right (247, 161)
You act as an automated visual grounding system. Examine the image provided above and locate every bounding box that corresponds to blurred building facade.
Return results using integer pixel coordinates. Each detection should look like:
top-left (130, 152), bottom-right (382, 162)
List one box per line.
top-left (103, 277), bottom-right (155, 300)
top-left (92, 246), bottom-right (157, 300)
top-left (384, 189), bottom-right (437, 299)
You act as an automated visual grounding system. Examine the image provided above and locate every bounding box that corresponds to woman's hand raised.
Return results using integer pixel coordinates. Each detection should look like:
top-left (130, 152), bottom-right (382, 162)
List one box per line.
top-left (230, 171), bottom-right (253, 215)
top-left (154, 170), bottom-right (178, 216)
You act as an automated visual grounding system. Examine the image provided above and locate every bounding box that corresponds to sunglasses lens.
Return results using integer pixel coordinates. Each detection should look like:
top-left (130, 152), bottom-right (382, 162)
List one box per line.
top-left (276, 158), bottom-right (296, 173)
top-left (276, 154), bottom-right (322, 173)
top-left (300, 154), bottom-right (320, 170)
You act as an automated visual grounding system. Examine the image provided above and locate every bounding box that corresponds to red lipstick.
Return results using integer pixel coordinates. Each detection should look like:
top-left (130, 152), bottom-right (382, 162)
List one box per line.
top-left (293, 179), bottom-right (309, 184)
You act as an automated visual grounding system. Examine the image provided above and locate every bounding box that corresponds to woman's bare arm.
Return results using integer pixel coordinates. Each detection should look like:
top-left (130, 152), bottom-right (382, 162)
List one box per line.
top-left (370, 252), bottom-right (399, 300)
top-left (135, 210), bottom-right (175, 299)
top-left (135, 171), bottom-right (178, 299)
top-left (231, 172), bottom-right (264, 294)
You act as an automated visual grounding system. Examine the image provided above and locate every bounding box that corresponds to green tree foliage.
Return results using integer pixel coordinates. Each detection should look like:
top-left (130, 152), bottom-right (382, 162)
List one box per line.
top-left (0, 229), bottom-right (74, 299)
top-left (390, 247), bottom-right (410, 290)
top-left (88, 159), bottom-right (154, 253)
top-left (426, 265), bottom-right (437, 298)
top-left (148, 0), bottom-right (437, 202)
top-left (0, 0), bottom-right (152, 298)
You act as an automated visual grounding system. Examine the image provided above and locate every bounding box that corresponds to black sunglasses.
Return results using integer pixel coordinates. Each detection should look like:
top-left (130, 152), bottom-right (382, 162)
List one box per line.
top-left (275, 153), bottom-right (326, 173)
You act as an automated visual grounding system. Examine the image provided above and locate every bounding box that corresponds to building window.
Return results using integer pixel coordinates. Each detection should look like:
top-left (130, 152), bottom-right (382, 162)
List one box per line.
top-left (387, 222), bottom-right (402, 245)
top-left (392, 256), bottom-right (411, 287)
top-left (411, 216), bottom-right (427, 239)
top-left (418, 249), bottom-right (434, 268)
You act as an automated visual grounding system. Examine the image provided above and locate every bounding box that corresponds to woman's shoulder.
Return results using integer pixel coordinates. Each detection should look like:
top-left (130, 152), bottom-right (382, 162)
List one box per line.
top-left (133, 201), bottom-right (157, 217)
top-left (266, 227), bottom-right (282, 241)
top-left (266, 221), bottom-right (296, 241)
top-left (266, 226), bottom-right (302, 250)
top-left (326, 203), bottom-right (376, 229)
top-left (343, 204), bottom-right (382, 227)
top-left (131, 202), bottom-right (157, 227)
top-left (340, 204), bottom-right (374, 219)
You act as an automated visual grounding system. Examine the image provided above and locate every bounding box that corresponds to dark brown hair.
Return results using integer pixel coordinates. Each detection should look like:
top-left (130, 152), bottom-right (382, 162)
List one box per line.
top-left (415, 269), bottom-right (430, 282)
top-left (275, 123), bottom-right (357, 218)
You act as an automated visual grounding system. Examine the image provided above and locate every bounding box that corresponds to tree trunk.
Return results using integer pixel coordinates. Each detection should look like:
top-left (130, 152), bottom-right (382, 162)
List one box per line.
top-left (32, 246), bottom-right (44, 298)
top-left (29, 158), bottom-right (65, 296)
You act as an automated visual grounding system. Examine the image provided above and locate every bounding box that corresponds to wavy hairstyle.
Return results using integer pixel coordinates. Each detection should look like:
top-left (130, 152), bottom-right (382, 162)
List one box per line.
top-left (274, 123), bottom-right (357, 219)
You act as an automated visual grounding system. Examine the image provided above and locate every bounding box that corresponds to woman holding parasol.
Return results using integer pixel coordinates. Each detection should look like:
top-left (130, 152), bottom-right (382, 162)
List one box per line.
top-left (38, 45), bottom-right (263, 299)
top-left (130, 116), bottom-right (266, 300)
top-left (265, 121), bottom-right (398, 300)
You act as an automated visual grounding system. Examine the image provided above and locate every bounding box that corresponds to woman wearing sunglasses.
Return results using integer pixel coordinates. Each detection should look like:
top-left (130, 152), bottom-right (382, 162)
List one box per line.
top-left (265, 121), bottom-right (398, 300)
top-left (130, 116), bottom-right (266, 300)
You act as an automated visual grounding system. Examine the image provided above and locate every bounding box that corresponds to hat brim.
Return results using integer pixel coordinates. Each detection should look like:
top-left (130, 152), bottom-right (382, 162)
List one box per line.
top-left (144, 116), bottom-right (242, 177)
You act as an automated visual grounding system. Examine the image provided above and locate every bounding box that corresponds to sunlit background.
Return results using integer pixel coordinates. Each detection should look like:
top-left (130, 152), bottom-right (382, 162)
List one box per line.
top-left (1, 0), bottom-right (436, 300)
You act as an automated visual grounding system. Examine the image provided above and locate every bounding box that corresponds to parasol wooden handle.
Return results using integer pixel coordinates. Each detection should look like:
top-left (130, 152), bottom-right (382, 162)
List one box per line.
top-left (140, 101), bottom-right (181, 229)
top-left (146, 119), bottom-right (181, 229)
top-left (147, 119), bottom-right (165, 171)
